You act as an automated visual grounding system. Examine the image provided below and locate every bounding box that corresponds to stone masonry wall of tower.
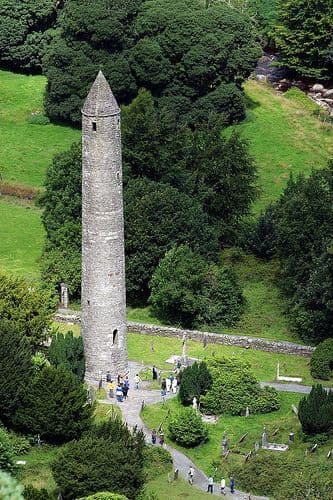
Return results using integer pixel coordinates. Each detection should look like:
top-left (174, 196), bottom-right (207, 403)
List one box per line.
top-left (81, 71), bottom-right (128, 385)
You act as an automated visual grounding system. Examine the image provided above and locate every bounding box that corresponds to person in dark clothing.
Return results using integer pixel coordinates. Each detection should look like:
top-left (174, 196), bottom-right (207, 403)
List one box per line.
top-left (151, 429), bottom-right (157, 444)
top-left (152, 365), bottom-right (158, 380)
top-left (161, 378), bottom-right (167, 390)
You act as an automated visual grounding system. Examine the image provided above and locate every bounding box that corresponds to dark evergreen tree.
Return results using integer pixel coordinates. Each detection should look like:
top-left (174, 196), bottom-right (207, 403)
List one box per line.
top-left (125, 181), bottom-right (220, 303)
top-left (52, 416), bottom-right (145, 499)
top-left (262, 161), bottom-right (333, 342)
top-left (43, 0), bottom-right (261, 124)
top-left (0, 320), bottom-right (33, 425)
top-left (0, 272), bottom-right (55, 347)
top-left (14, 365), bottom-right (93, 443)
top-left (179, 361), bottom-right (212, 405)
top-left (274, 0), bottom-right (333, 79)
top-left (298, 385), bottom-right (333, 435)
top-left (48, 331), bottom-right (85, 381)
top-left (0, 0), bottom-right (57, 72)
top-left (149, 245), bottom-right (245, 327)
top-left (310, 338), bottom-right (333, 380)
top-left (247, 204), bottom-right (277, 259)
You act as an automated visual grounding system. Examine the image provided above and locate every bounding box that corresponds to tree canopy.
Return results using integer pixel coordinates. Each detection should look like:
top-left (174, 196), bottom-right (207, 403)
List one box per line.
top-left (43, 0), bottom-right (261, 124)
top-left (274, 0), bottom-right (333, 79)
top-left (0, 0), bottom-right (57, 72)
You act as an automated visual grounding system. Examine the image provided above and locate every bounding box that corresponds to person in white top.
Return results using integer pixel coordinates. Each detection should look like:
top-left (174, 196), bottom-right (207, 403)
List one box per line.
top-left (188, 466), bottom-right (194, 484)
top-left (166, 376), bottom-right (172, 392)
top-left (134, 373), bottom-right (141, 390)
top-left (171, 377), bottom-right (178, 393)
top-left (220, 477), bottom-right (226, 495)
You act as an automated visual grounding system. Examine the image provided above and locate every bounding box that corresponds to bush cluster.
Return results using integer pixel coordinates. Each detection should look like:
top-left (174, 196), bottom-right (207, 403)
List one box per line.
top-left (178, 361), bottom-right (212, 406)
top-left (149, 245), bottom-right (245, 328)
top-left (201, 357), bottom-right (280, 416)
top-left (310, 339), bottom-right (333, 380)
top-left (14, 365), bottom-right (93, 443)
top-left (48, 331), bottom-right (85, 381)
top-left (298, 384), bottom-right (333, 435)
top-left (168, 407), bottom-right (208, 447)
top-left (52, 417), bottom-right (146, 499)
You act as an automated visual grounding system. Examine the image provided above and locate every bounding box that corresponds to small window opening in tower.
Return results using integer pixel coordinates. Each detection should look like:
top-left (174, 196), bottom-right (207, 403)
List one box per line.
top-left (112, 329), bottom-right (118, 345)
top-left (87, 300), bottom-right (90, 306)
top-left (116, 172), bottom-right (120, 184)
top-left (92, 122), bottom-right (97, 132)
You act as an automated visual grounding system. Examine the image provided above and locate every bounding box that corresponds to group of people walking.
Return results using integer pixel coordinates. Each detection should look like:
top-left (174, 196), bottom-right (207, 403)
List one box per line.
top-left (188, 469), bottom-right (235, 495)
top-left (106, 371), bottom-right (130, 402)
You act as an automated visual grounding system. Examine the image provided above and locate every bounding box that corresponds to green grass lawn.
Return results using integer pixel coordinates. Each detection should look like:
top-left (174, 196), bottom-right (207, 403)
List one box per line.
top-left (127, 332), bottom-right (333, 387)
top-left (237, 81), bottom-right (333, 213)
top-left (0, 70), bottom-right (79, 188)
top-left (141, 392), bottom-right (333, 488)
top-left (0, 197), bottom-right (44, 279)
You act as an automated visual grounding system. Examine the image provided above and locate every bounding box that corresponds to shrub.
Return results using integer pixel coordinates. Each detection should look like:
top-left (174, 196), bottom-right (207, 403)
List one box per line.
top-left (201, 357), bottom-right (280, 415)
top-left (14, 365), bottom-right (93, 443)
top-left (310, 338), bottom-right (333, 380)
top-left (0, 272), bottom-right (55, 347)
top-left (188, 83), bottom-right (246, 125)
top-left (48, 331), bottom-right (85, 380)
top-left (24, 486), bottom-right (54, 500)
top-left (232, 452), bottom-right (333, 499)
top-left (7, 433), bottom-right (31, 455)
top-left (168, 407), bottom-right (208, 447)
top-left (178, 362), bottom-right (212, 406)
top-left (32, 351), bottom-right (50, 373)
top-left (298, 384), bottom-right (333, 435)
top-left (28, 112), bottom-right (51, 125)
top-left (52, 416), bottom-right (145, 499)
top-left (149, 245), bottom-right (245, 328)
top-left (0, 427), bottom-right (16, 473)
top-left (0, 320), bottom-right (33, 425)
top-left (0, 471), bottom-right (24, 500)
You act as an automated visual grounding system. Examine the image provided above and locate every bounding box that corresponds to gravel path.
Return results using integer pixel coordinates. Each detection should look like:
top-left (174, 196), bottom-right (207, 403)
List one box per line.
top-left (99, 361), bottom-right (268, 500)
top-left (260, 381), bottom-right (331, 394)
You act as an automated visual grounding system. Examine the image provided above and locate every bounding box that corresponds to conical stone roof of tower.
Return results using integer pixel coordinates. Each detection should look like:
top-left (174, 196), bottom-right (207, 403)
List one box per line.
top-left (82, 70), bottom-right (120, 117)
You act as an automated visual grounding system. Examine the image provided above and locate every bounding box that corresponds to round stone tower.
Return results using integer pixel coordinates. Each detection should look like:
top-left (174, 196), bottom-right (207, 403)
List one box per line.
top-left (81, 70), bottom-right (127, 385)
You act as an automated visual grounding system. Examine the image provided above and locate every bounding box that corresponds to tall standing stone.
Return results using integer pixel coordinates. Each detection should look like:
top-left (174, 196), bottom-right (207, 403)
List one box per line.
top-left (81, 70), bottom-right (127, 385)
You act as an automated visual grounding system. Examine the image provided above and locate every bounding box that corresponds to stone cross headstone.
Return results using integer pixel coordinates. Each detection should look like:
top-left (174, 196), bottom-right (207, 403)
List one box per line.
top-left (222, 432), bottom-right (229, 455)
top-left (261, 426), bottom-right (268, 447)
top-left (192, 396), bottom-right (198, 412)
top-left (245, 406), bottom-right (250, 417)
top-left (181, 334), bottom-right (187, 364)
top-left (60, 282), bottom-right (69, 309)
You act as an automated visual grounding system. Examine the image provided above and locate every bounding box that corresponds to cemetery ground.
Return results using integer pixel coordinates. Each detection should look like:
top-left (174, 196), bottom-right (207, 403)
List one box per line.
top-left (53, 325), bottom-right (330, 388)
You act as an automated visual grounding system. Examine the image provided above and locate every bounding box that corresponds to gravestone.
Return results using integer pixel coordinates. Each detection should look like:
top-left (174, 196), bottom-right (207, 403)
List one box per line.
top-left (245, 406), bottom-right (250, 417)
top-left (60, 282), bottom-right (69, 309)
top-left (222, 432), bottom-right (229, 455)
top-left (255, 441), bottom-right (260, 452)
top-left (261, 427), bottom-right (268, 447)
top-left (239, 433), bottom-right (248, 443)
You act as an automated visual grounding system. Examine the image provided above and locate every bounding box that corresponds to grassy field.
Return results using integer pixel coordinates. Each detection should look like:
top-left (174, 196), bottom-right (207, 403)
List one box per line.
top-left (238, 81), bottom-right (333, 213)
top-left (0, 197), bottom-right (44, 279)
top-left (51, 324), bottom-right (325, 386)
top-left (127, 332), bottom-right (332, 387)
top-left (141, 392), bottom-right (333, 491)
top-left (0, 70), bottom-right (79, 188)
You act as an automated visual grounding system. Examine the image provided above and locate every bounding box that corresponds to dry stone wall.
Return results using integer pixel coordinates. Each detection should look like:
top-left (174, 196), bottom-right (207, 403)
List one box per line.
top-left (54, 310), bottom-right (314, 357)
